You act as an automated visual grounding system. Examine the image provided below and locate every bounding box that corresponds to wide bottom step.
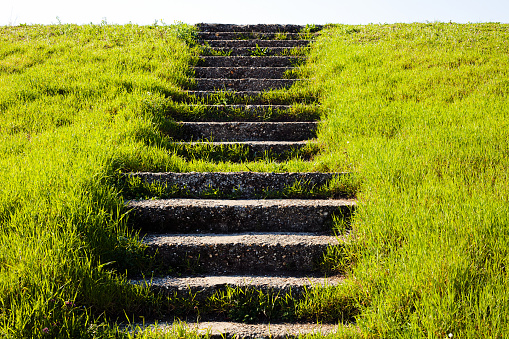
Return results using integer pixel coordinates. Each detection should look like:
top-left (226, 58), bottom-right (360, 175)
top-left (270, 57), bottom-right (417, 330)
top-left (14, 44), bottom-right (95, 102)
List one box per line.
top-left (128, 321), bottom-right (340, 339)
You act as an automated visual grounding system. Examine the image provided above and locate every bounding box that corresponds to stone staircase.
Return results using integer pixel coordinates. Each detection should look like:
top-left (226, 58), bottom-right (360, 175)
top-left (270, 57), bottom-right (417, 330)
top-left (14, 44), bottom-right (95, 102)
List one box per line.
top-left (125, 24), bottom-right (356, 338)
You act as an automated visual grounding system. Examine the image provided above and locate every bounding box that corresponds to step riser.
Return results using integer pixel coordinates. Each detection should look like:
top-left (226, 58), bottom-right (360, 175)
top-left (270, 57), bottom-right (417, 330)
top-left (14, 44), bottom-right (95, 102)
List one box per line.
top-left (202, 40), bottom-right (310, 48)
top-left (128, 199), bottom-right (352, 233)
top-left (178, 122), bottom-right (317, 142)
top-left (198, 56), bottom-right (303, 68)
top-left (193, 67), bottom-right (292, 80)
top-left (172, 141), bottom-right (317, 162)
top-left (135, 275), bottom-right (340, 300)
top-left (145, 236), bottom-right (335, 274)
top-left (127, 172), bottom-right (340, 198)
top-left (196, 24), bottom-right (319, 33)
top-left (203, 47), bottom-right (306, 56)
top-left (197, 32), bottom-right (308, 40)
top-left (194, 79), bottom-right (296, 91)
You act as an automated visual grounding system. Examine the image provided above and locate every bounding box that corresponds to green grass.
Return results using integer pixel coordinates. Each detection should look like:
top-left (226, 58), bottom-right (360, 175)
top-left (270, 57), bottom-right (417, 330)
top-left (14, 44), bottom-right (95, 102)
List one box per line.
top-left (304, 22), bottom-right (509, 337)
top-left (2, 21), bottom-right (509, 338)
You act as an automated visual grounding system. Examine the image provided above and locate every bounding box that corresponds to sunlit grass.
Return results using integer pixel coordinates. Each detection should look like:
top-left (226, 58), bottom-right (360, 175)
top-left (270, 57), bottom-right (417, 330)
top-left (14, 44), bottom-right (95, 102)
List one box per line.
top-left (303, 22), bottom-right (509, 337)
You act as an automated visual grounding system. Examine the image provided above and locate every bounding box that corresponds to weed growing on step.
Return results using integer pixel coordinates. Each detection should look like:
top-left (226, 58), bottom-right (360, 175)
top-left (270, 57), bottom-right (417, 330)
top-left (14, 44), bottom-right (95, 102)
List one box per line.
top-left (251, 44), bottom-right (269, 56)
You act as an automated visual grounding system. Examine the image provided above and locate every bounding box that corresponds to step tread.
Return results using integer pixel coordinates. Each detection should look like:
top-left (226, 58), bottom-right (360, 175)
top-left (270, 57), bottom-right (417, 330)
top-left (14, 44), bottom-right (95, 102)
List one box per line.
top-left (131, 321), bottom-right (338, 339)
top-left (144, 232), bottom-right (341, 250)
top-left (130, 198), bottom-right (354, 208)
top-left (197, 32), bottom-right (309, 40)
top-left (204, 47), bottom-right (306, 56)
top-left (202, 40), bottom-right (311, 48)
top-left (196, 23), bottom-right (319, 33)
top-left (133, 274), bottom-right (343, 290)
top-left (198, 56), bottom-right (304, 68)
top-left (194, 78), bottom-right (297, 91)
top-left (193, 67), bottom-right (293, 80)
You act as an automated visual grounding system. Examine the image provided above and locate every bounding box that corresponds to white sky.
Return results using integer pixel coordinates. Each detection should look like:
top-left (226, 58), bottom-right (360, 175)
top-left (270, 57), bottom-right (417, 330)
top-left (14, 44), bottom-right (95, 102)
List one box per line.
top-left (2, 0), bottom-right (509, 26)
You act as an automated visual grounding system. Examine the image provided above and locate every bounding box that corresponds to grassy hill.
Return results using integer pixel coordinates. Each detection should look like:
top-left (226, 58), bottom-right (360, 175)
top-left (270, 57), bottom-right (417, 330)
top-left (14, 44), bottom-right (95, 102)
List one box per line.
top-left (1, 22), bottom-right (508, 338)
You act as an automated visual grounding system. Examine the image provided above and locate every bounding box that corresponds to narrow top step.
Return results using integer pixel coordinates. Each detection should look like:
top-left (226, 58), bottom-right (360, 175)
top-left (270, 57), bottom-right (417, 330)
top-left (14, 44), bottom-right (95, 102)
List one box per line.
top-left (197, 23), bottom-right (322, 33)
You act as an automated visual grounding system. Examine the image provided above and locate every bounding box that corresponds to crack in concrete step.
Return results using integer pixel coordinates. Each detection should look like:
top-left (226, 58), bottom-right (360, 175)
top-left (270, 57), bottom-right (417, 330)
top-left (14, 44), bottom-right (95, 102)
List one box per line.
top-left (197, 56), bottom-right (304, 67)
top-left (177, 122), bottom-right (317, 142)
top-left (203, 47), bottom-right (307, 56)
top-left (194, 79), bottom-right (297, 91)
top-left (202, 40), bottom-right (311, 48)
top-left (131, 274), bottom-right (343, 299)
top-left (128, 198), bottom-right (355, 233)
top-left (128, 321), bottom-right (339, 339)
top-left (196, 23), bottom-right (321, 33)
top-left (193, 67), bottom-right (293, 80)
top-left (143, 232), bottom-right (342, 274)
top-left (198, 32), bottom-right (313, 40)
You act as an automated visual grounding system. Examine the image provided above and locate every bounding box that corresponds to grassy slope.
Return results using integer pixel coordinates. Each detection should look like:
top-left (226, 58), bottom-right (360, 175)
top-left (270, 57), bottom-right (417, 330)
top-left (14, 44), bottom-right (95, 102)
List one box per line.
top-left (305, 23), bottom-right (509, 337)
top-left (2, 22), bottom-right (509, 338)
top-left (0, 23), bottom-right (199, 338)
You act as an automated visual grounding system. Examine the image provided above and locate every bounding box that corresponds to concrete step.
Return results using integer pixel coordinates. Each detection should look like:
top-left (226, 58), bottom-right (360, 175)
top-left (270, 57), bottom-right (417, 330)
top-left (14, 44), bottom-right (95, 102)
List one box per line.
top-left (166, 104), bottom-right (320, 122)
top-left (196, 23), bottom-right (321, 33)
top-left (131, 274), bottom-right (342, 300)
top-left (143, 232), bottom-right (341, 274)
top-left (202, 40), bottom-right (311, 48)
top-left (203, 47), bottom-right (306, 56)
top-left (178, 122), bottom-right (317, 141)
top-left (172, 140), bottom-right (318, 162)
top-left (193, 67), bottom-right (293, 80)
top-left (198, 32), bottom-right (311, 40)
top-left (129, 321), bottom-right (339, 339)
top-left (126, 172), bottom-right (344, 199)
top-left (127, 198), bottom-right (355, 233)
top-left (184, 91), bottom-right (318, 105)
top-left (197, 56), bottom-right (303, 67)
top-left (194, 79), bottom-right (296, 91)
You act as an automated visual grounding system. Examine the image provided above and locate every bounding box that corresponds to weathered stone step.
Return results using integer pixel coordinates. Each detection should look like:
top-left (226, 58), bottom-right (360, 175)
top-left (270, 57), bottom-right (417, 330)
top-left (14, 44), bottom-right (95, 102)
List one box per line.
top-left (166, 104), bottom-right (320, 122)
top-left (128, 198), bottom-right (355, 233)
top-left (198, 32), bottom-right (309, 40)
top-left (203, 47), bottom-right (306, 56)
top-left (202, 40), bottom-right (311, 48)
top-left (194, 79), bottom-right (296, 91)
top-left (178, 122), bottom-right (317, 141)
top-left (131, 274), bottom-right (342, 299)
top-left (130, 321), bottom-right (338, 339)
top-left (143, 232), bottom-right (341, 274)
top-left (193, 67), bottom-right (293, 80)
top-left (127, 172), bottom-right (344, 198)
top-left (197, 56), bottom-right (303, 67)
top-left (197, 23), bottom-right (321, 33)
top-left (173, 140), bottom-right (317, 162)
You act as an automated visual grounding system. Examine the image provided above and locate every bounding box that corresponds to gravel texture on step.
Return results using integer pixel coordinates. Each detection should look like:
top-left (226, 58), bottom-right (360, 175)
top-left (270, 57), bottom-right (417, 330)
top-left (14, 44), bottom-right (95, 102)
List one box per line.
top-left (130, 321), bottom-right (338, 339)
top-left (178, 122), bottom-right (317, 141)
top-left (131, 274), bottom-right (343, 299)
top-left (127, 171), bottom-right (343, 198)
top-left (127, 198), bottom-right (355, 233)
top-left (194, 79), bottom-right (296, 91)
top-left (204, 47), bottom-right (304, 56)
top-left (196, 24), bottom-right (320, 33)
top-left (197, 32), bottom-right (308, 40)
top-left (202, 40), bottom-right (310, 48)
top-left (193, 67), bottom-right (292, 80)
top-left (197, 56), bottom-right (303, 67)
top-left (143, 232), bottom-right (340, 274)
